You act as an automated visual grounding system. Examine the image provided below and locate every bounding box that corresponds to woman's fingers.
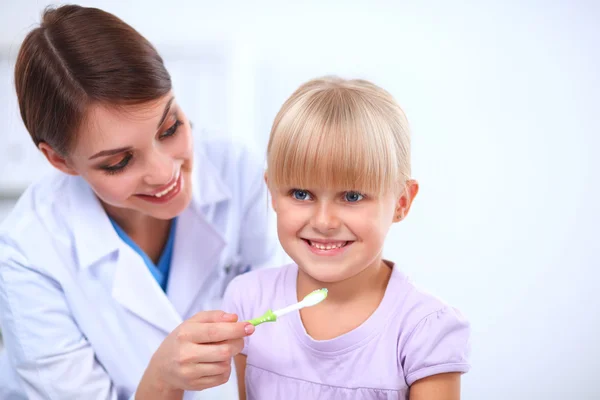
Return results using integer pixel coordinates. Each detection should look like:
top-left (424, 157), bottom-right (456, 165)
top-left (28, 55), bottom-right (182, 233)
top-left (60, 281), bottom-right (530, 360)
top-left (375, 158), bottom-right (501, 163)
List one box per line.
top-left (140, 312), bottom-right (253, 395)
top-left (186, 368), bottom-right (232, 392)
top-left (190, 310), bottom-right (239, 323)
top-left (175, 338), bottom-right (245, 364)
top-left (177, 360), bottom-right (232, 391)
top-left (191, 360), bottom-right (232, 378)
top-left (180, 320), bottom-right (253, 344)
top-left (186, 338), bottom-right (246, 363)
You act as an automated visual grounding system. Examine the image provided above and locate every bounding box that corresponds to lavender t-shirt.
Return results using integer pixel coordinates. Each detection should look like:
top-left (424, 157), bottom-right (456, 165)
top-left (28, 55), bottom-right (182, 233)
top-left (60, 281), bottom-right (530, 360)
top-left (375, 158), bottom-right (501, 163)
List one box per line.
top-left (222, 263), bottom-right (470, 400)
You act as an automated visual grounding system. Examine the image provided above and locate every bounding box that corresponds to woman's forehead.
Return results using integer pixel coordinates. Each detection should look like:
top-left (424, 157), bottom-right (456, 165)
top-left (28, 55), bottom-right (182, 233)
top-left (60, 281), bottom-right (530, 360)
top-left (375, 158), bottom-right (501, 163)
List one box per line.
top-left (72, 95), bottom-right (175, 158)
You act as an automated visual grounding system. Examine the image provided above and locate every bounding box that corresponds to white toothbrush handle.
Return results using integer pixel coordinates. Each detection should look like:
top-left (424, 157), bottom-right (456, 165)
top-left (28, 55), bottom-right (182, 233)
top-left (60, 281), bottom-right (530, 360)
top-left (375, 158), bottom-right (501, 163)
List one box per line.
top-left (273, 301), bottom-right (305, 318)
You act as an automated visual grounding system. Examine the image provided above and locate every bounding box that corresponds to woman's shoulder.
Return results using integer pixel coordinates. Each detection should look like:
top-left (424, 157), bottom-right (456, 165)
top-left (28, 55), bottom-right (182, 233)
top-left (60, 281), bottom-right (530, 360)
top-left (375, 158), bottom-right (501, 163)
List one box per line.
top-left (195, 135), bottom-right (264, 174)
top-left (192, 135), bottom-right (266, 206)
top-left (1, 170), bottom-right (69, 231)
top-left (0, 171), bottom-right (82, 265)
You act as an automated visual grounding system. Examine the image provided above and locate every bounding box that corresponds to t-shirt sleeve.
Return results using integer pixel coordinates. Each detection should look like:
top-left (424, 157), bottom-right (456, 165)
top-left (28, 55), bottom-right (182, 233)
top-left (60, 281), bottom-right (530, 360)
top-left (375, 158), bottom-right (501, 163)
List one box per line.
top-left (221, 273), bottom-right (254, 354)
top-left (400, 306), bottom-right (471, 386)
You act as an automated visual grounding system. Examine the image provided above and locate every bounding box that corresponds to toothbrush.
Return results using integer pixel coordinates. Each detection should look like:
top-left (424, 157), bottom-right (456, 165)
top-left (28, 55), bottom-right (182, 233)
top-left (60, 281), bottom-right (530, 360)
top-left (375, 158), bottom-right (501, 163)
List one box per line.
top-left (248, 288), bottom-right (328, 326)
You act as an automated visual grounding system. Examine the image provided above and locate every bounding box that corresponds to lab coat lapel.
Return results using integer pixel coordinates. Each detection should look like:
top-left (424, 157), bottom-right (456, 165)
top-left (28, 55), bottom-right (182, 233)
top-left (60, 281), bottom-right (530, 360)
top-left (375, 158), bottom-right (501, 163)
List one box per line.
top-left (167, 150), bottom-right (231, 318)
top-left (68, 175), bottom-right (182, 334)
top-left (111, 243), bottom-right (182, 335)
top-left (167, 206), bottom-right (225, 319)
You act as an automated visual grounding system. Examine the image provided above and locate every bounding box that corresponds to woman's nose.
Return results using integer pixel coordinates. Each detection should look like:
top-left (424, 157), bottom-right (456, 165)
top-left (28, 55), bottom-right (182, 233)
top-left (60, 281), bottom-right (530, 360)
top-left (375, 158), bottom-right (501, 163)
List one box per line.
top-left (143, 150), bottom-right (174, 186)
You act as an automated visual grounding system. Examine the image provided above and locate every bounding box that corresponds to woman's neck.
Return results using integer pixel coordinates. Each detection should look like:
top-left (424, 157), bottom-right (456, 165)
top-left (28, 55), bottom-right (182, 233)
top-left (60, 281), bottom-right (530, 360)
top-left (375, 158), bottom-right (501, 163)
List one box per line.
top-left (103, 203), bottom-right (172, 264)
top-left (296, 257), bottom-right (392, 340)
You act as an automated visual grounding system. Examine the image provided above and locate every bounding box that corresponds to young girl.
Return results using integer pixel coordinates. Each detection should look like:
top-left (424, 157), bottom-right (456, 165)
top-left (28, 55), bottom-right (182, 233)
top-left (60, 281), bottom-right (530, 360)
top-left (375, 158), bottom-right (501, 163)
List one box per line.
top-left (222, 77), bottom-right (471, 399)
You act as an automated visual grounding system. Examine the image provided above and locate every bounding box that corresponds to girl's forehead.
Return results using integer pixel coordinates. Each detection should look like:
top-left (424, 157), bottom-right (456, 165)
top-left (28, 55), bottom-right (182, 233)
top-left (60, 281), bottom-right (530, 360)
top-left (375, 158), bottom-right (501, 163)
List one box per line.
top-left (270, 174), bottom-right (384, 195)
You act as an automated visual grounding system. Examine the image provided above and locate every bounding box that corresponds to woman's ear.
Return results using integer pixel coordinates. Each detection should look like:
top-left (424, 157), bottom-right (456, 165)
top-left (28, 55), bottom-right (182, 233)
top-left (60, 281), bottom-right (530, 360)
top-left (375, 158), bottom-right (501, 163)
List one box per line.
top-left (393, 179), bottom-right (419, 222)
top-left (38, 143), bottom-right (78, 176)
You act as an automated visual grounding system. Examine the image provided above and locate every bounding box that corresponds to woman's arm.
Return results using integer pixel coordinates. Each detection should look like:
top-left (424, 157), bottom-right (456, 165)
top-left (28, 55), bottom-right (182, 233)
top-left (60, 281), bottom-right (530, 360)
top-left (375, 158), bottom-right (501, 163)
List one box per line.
top-left (0, 244), bottom-right (252, 400)
top-left (234, 354), bottom-right (247, 400)
top-left (409, 373), bottom-right (461, 400)
top-left (0, 254), bottom-right (118, 399)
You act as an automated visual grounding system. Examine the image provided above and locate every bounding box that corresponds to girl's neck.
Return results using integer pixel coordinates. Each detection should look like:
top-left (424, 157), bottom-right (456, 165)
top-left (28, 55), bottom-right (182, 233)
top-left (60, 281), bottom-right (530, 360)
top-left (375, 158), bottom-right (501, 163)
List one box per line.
top-left (296, 256), bottom-right (391, 304)
top-left (296, 257), bottom-right (392, 340)
top-left (103, 203), bottom-right (172, 263)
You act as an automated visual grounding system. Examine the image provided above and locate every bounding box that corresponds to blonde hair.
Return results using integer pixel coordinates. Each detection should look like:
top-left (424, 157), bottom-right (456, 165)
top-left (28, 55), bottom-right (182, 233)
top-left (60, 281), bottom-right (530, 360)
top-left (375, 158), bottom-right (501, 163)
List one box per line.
top-left (266, 76), bottom-right (411, 195)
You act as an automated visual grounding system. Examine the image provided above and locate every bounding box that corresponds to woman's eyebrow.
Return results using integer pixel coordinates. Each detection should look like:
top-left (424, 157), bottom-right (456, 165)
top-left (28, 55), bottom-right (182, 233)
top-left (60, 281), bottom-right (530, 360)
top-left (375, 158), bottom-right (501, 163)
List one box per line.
top-left (88, 97), bottom-right (175, 160)
top-left (156, 97), bottom-right (175, 129)
top-left (89, 146), bottom-right (132, 160)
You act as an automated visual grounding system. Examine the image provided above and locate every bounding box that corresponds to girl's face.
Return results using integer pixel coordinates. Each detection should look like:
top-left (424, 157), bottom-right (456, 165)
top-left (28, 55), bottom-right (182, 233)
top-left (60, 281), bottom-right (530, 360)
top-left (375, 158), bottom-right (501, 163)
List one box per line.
top-left (41, 94), bottom-right (194, 221)
top-left (269, 183), bottom-right (417, 284)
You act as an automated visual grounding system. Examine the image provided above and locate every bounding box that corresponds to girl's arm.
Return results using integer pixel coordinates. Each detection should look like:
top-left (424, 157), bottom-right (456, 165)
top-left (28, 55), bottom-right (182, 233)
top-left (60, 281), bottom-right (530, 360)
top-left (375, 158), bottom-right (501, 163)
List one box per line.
top-left (234, 354), bottom-right (248, 400)
top-left (409, 372), bottom-right (461, 400)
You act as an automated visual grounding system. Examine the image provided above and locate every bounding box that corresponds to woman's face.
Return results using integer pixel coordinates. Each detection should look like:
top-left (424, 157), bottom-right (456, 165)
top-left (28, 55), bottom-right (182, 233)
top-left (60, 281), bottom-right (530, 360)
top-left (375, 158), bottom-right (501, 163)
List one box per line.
top-left (45, 93), bottom-right (194, 221)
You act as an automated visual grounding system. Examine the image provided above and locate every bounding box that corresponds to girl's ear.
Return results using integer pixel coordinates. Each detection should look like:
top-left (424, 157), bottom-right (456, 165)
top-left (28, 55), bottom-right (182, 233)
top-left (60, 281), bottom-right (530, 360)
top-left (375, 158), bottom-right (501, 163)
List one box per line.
top-left (264, 172), bottom-right (277, 211)
top-left (393, 179), bottom-right (419, 222)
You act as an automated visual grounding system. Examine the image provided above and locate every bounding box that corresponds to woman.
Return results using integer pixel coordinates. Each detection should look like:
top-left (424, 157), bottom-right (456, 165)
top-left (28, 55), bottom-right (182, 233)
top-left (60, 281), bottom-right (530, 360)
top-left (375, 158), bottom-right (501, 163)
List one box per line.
top-left (0, 5), bottom-right (283, 400)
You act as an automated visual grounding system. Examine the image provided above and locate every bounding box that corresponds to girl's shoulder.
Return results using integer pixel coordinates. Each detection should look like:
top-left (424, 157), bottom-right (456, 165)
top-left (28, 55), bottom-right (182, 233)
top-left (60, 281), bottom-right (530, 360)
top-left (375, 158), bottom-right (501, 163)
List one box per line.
top-left (222, 263), bottom-right (297, 321)
top-left (386, 262), bottom-right (468, 330)
top-left (387, 265), bottom-right (471, 385)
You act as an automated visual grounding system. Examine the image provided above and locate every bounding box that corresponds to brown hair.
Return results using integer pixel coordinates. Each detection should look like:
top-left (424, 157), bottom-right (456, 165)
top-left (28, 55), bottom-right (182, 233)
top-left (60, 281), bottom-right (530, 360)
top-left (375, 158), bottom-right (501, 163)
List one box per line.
top-left (14, 5), bottom-right (172, 155)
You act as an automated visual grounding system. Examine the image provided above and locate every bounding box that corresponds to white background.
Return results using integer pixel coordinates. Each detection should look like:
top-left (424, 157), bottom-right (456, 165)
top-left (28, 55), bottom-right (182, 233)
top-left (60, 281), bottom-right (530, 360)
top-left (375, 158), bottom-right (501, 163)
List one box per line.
top-left (1, 1), bottom-right (599, 399)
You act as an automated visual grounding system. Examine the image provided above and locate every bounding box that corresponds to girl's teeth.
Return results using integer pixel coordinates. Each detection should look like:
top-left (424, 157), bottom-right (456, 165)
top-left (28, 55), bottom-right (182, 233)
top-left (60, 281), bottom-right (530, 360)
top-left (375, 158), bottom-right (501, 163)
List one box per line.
top-left (310, 241), bottom-right (346, 250)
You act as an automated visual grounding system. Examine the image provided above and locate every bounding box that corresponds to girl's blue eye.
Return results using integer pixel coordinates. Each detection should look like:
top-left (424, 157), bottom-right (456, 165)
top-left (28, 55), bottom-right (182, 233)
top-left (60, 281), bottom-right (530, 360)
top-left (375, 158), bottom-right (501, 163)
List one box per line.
top-left (344, 191), bottom-right (363, 202)
top-left (292, 189), bottom-right (312, 201)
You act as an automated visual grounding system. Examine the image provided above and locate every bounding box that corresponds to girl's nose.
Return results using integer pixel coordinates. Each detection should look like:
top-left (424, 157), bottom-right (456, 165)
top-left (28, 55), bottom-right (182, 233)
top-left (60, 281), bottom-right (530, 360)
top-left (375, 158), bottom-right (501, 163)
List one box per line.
top-left (311, 202), bottom-right (341, 233)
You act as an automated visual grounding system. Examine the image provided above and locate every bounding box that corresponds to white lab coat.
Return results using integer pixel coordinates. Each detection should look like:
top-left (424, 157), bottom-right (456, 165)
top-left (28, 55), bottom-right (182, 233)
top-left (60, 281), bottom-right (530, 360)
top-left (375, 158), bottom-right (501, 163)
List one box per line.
top-left (0, 139), bottom-right (285, 400)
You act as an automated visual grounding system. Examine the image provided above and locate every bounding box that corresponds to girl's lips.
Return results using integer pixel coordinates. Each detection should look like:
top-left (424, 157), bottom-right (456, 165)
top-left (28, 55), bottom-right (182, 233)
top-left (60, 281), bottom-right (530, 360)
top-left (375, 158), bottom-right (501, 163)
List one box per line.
top-left (303, 238), bottom-right (354, 256)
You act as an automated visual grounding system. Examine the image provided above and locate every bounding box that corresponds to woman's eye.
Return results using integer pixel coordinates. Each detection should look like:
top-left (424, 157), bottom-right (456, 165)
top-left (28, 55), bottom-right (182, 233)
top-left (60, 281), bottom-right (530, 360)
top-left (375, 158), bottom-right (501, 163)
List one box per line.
top-left (160, 120), bottom-right (183, 139)
top-left (344, 191), bottom-right (364, 202)
top-left (291, 189), bottom-right (312, 201)
top-left (102, 153), bottom-right (133, 175)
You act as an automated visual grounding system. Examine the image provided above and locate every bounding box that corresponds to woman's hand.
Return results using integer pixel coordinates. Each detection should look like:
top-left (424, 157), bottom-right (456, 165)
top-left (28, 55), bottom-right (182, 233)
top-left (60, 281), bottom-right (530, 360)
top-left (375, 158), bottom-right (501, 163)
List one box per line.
top-left (136, 310), bottom-right (255, 400)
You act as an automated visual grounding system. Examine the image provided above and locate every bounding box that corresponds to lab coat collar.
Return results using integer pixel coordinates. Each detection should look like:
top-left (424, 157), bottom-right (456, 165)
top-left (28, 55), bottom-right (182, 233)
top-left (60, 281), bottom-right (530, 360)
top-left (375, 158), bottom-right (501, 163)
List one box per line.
top-left (70, 177), bottom-right (119, 269)
top-left (190, 144), bottom-right (231, 211)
